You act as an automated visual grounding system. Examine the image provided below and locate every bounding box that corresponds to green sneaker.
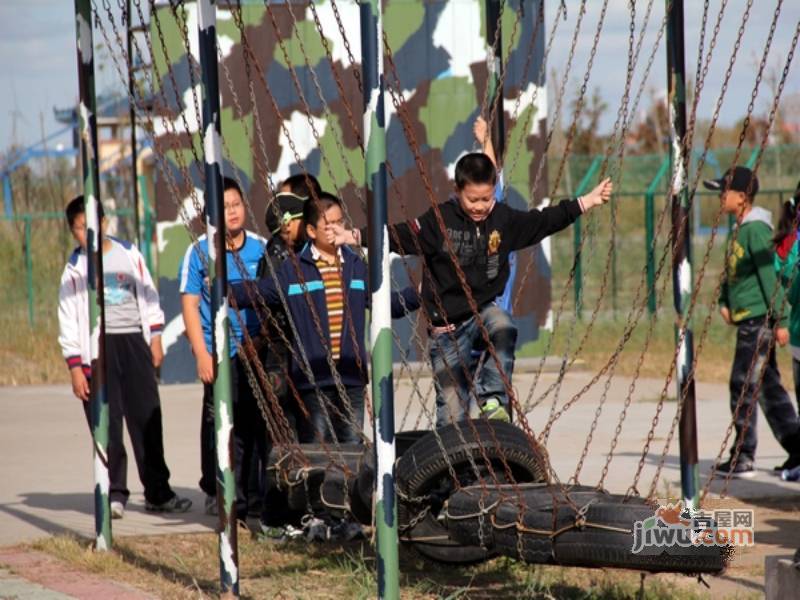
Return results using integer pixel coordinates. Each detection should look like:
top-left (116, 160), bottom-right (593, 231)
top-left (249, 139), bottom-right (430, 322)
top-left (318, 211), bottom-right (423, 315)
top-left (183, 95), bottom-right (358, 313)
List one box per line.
top-left (480, 398), bottom-right (510, 422)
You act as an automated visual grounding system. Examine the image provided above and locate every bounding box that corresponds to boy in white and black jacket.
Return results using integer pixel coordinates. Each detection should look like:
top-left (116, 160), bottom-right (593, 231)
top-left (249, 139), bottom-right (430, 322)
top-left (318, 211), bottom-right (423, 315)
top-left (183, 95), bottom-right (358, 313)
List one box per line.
top-left (332, 153), bottom-right (612, 426)
top-left (58, 196), bottom-right (190, 517)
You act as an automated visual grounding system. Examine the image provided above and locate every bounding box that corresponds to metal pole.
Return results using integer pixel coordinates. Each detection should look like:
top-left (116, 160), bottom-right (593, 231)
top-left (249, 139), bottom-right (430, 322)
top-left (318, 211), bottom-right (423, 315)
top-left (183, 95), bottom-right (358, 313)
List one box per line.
top-left (24, 216), bottom-right (34, 327)
top-left (666, 0), bottom-right (699, 510)
top-left (126, 0), bottom-right (141, 248)
top-left (645, 156), bottom-right (670, 316)
top-left (360, 2), bottom-right (399, 598)
top-left (573, 156), bottom-right (602, 318)
top-left (197, 1), bottom-right (238, 596)
top-left (74, 0), bottom-right (111, 551)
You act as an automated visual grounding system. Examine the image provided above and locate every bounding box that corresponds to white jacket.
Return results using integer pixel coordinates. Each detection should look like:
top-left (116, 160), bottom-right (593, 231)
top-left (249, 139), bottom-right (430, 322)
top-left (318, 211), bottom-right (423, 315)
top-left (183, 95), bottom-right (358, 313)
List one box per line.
top-left (57, 237), bottom-right (164, 374)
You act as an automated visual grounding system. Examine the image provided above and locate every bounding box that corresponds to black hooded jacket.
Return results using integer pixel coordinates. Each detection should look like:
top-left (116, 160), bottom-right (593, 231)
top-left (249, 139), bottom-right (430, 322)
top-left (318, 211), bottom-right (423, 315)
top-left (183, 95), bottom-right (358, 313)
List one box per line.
top-left (361, 196), bottom-right (582, 326)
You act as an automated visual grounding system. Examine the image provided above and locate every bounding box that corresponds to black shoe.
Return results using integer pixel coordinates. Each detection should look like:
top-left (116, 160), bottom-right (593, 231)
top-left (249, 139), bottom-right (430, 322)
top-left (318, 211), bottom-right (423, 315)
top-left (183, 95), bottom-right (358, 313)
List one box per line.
top-left (773, 454), bottom-right (800, 473)
top-left (145, 494), bottom-right (192, 513)
top-left (713, 458), bottom-right (756, 479)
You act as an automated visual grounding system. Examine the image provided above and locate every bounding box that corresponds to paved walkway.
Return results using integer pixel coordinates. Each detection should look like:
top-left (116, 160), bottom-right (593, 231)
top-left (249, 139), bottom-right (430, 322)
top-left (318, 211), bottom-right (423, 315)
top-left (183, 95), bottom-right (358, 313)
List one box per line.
top-left (1, 371), bottom-right (799, 597)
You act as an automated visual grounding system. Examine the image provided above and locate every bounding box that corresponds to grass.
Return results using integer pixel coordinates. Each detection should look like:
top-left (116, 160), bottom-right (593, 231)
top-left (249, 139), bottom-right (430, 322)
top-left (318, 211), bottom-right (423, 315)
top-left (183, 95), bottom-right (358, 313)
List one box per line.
top-left (28, 532), bottom-right (725, 599)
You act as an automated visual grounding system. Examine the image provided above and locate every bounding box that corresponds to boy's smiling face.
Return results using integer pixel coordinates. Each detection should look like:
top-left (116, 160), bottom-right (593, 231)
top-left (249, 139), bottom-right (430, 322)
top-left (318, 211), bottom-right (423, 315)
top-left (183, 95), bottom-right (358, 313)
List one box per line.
top-left (456, 182), bottom-right (495, 222)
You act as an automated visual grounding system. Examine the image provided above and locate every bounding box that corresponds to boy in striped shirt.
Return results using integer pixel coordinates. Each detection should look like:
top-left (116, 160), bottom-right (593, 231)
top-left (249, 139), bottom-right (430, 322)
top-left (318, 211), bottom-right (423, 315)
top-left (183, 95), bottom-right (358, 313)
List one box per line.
top-left (231, 192), bottom-right (419, 443)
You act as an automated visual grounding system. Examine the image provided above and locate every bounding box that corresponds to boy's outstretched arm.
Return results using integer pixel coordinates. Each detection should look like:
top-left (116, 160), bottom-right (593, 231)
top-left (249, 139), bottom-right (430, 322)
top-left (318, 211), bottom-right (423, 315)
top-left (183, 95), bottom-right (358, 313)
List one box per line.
top-left (578, 177), bottom-right (613, 211)
top-left (510, 177), bottom-right (613, 250)
top-left (474, 116), bottom-right (497, 167)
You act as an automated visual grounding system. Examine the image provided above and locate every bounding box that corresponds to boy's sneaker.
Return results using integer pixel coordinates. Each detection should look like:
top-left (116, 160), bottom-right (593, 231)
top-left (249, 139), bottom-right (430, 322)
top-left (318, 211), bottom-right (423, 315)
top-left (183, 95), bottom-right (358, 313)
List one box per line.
top-left (713, 458), bottom-right (756, 479)
top-left (302, 516), bottom-right (330, 542)
top-left (145, 494), bottom-right (193, 513)
top-left (773, 454), bottom-right (800, 473)
top-left (110, 501), bottom-right (124, 520)
top-left (329, 519), bottom-right (366, 542)
top-left (259, 523), bottom-right (305, 542)
top-left (204, 494), bottom-right (218, 516)
top-left (260, 525), bottom-right (289, 542)
top-left (480, 398), bottom-right (510, 423)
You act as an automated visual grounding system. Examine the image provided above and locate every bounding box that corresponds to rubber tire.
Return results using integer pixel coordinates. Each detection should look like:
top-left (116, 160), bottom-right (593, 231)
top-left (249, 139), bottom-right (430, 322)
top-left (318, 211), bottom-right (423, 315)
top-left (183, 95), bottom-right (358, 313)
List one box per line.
top-left (395, 420), bottom-right (549, 565)
top-left (486, 490), bottom-right (727, 574)
top-left (490, 488), bottom-right (647, 564)
top-left (446, 483), bottom-right (598, 553)
top-left (551, 502), bottom-right (729, 574)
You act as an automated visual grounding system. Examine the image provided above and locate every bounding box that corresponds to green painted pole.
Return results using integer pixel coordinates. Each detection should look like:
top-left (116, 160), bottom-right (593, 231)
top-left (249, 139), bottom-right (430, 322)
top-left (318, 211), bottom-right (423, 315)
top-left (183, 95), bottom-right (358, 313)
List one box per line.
top-left (24, 216), bottom-right (34, 327)
top-left (138, 174), bottom-right (152, 274)
top-left (645, 156), bottom-right (670, 315)
top-left (74, 0), bottom-right (111, 551)
top-left (573, 156), bottom-right (602, 318)
top-left (360, 1), bottom-right (399, 598)
top-left (667, 0), bottom-right (699, 511)
top-left (197, 1), bottom-right (238, 596)
top-left (745, 147), bottom-right (760, 168)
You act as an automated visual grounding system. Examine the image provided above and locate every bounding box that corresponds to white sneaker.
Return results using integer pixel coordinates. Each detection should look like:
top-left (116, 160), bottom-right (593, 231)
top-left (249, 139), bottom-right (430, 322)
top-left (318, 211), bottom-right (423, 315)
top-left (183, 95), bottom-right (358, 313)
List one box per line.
top-left (110, 501), bottom-right (124, 519)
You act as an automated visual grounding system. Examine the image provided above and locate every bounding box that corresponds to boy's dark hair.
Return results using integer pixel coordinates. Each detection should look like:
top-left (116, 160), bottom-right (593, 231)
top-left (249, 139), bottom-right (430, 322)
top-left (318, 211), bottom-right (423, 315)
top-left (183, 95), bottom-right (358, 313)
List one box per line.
top-left (283, 173), bottom-right (322, 199)
top-left (774, 182), bottom-right (800, 245)
top-left (454, 152), bottom-right (497, 190)
top-left (65, 195), bottom-right (104, 228)
top-left (222, 176), bottom-right (243, 197)
top-left (303, 191), bottom-right (341, 228)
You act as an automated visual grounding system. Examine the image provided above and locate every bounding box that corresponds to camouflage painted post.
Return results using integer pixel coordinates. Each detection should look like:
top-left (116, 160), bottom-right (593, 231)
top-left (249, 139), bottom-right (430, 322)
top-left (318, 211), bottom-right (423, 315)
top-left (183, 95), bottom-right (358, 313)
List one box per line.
top-left (485, 0), bottom-right (505, 155)
top-left (197, 1), bottom-right (239, 596)
top-left (666, 0), bottom-right (699, 510)
top-left (360, 1), bottom-right (399, 598)
top-left (74, 0), bottom-right (111, 551)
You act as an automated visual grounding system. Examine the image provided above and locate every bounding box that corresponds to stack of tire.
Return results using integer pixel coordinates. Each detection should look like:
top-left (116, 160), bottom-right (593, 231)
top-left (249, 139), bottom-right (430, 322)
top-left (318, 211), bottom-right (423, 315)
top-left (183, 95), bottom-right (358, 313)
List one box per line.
top-left (273, 421), bottom-right (730, 575)
top-left (391, 421), bottom-right (730, 575)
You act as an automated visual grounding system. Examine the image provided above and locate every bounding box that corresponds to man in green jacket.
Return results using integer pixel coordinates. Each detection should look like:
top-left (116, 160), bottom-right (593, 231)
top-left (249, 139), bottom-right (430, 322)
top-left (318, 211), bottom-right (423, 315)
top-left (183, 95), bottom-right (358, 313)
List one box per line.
top-left (706, 166), bottom-right (800, 478)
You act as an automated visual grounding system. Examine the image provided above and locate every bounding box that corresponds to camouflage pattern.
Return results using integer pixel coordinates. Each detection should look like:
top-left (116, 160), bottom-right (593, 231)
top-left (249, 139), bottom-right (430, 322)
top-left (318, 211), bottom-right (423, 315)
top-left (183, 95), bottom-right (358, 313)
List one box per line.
top-left (666, 0), bottom-right (699, 510)
top-left (360, 1), bottom-right (398, 596)
top-left (74, 0), bottom-right (111, 551)
top-left (197, 0), bottom-right (239, 595)
top-left (148, 0), bottom-right (548, 383)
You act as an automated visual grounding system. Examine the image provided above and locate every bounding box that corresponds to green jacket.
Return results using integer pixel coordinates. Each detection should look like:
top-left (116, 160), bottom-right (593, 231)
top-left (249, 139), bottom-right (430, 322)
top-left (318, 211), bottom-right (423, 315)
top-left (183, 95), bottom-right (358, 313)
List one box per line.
top-left (774, 235), bottom-right (800, 347)
top-left (719, 206), bottom-right (788, 327)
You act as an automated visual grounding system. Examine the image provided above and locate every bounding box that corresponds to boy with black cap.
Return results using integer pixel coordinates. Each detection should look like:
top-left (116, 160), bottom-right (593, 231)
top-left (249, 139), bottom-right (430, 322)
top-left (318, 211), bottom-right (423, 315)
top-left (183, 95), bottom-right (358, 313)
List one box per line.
top-left (705, 166), bottom-right (800, 477)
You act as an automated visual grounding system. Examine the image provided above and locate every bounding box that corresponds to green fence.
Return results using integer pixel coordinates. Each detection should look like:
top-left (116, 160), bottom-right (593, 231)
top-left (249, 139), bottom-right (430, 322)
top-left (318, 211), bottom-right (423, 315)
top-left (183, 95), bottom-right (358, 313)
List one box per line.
top-left (547, 144), bottom-right (800, 323)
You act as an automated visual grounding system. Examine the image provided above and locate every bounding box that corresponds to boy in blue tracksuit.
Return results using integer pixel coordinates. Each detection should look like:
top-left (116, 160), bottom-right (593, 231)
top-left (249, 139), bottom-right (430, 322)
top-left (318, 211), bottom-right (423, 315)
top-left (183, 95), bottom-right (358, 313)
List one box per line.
top-left (179, 177), bottom-right (268, 518)
top-left (231, 192), bottom-right (419, 443)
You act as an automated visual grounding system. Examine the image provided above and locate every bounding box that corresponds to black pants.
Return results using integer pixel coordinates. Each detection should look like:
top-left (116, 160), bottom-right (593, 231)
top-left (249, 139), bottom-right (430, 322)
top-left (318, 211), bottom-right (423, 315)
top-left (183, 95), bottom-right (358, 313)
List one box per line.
top-left (729, 318), bottom-right (800, 461)
top-left (82, 333), bottom-right (174, 506)
top-left (200, 355), bottom-right (268, 519)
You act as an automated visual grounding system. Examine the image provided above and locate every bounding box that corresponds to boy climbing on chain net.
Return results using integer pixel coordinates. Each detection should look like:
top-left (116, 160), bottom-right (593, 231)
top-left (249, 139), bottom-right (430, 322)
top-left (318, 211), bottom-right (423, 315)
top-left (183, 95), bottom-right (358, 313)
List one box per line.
top-left (330, 119), bottom-right (612, 427)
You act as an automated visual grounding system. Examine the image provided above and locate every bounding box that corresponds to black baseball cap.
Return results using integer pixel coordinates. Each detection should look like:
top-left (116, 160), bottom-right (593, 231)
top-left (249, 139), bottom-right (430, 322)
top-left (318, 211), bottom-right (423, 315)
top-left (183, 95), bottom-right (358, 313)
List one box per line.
top-left (702, 166), bottom-right (759, 196)
top-left (265, 192), bottom-right (306, 234)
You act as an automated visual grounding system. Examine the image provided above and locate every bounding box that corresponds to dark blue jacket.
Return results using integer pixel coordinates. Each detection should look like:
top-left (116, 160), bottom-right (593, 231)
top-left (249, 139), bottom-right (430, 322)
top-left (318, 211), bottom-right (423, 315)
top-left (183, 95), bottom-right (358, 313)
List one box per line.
top-left (231, 243), bottom-right (419, 391)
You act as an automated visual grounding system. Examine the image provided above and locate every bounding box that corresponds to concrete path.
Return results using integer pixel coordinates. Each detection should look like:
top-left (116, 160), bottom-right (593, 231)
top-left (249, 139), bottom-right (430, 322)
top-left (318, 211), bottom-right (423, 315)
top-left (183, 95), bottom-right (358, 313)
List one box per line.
top-left (1, 370), bottom-right (799, 597)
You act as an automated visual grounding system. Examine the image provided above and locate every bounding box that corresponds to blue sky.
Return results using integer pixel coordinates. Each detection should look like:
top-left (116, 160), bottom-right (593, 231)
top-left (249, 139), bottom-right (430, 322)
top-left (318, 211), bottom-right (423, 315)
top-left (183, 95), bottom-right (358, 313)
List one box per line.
top-left (0, 1), bottom-right (798, 151)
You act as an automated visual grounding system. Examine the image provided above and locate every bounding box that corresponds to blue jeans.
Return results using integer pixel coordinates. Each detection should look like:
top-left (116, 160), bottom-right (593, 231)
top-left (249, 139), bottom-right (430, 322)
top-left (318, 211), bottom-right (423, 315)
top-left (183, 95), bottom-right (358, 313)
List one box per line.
top-left (298, 385), bottom-right (365, 443)
top-left (429, 304), bottom-right (517, 427)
